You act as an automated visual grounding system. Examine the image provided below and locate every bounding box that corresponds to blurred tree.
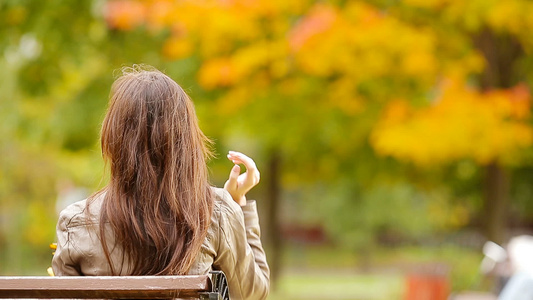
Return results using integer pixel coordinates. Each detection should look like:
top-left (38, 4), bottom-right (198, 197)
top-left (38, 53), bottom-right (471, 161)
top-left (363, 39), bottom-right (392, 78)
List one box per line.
top-left (105, 0), bottom-right (533, 252)
top-left (0, 0), bottom-right (108, 273)
top-left (367, 0), bottom-right (533, 244)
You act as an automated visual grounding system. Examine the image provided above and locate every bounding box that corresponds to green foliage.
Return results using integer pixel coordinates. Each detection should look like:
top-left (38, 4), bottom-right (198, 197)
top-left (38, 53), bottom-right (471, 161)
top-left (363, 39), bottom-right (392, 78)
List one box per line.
top-left (319, 180), bottom-right (466, 251)
top-left (0, 0), bottom-right (114, 273)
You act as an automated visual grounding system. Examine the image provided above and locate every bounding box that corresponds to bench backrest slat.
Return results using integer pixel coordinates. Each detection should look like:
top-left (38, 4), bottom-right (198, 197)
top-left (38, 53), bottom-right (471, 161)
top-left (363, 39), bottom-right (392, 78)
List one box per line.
top-left (0, 275), bottom-right (211, 299)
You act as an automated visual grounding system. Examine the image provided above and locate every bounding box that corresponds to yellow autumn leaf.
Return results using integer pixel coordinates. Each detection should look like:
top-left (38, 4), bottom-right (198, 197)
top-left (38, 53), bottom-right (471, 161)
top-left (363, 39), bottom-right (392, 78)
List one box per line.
top-left (162, 36), bottom-right (192, 60)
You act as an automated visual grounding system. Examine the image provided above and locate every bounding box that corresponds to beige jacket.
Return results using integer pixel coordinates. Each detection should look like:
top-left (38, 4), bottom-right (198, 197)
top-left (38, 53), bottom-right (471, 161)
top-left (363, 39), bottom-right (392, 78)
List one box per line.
top-left (52, 188), bottom-right (270, 300)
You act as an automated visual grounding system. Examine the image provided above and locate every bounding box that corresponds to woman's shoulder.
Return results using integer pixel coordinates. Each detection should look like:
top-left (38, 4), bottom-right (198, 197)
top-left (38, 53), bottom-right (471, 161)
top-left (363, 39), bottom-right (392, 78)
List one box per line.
top-left (211, 187), bottom-right (242, 217)
top-left (57, 194), bottom-right (104, 228)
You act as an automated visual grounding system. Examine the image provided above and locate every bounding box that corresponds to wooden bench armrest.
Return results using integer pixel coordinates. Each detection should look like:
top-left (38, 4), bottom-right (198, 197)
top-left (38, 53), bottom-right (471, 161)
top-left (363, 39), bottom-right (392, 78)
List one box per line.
top-left (0, 275), bottom-right (210, 299)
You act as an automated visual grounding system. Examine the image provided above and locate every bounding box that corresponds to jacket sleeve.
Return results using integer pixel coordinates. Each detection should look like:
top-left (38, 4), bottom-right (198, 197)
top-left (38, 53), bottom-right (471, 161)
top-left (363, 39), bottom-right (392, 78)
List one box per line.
top-left (214, 199), bottom-right (270, 300)
top-left (52, 208), bottom-right (83, 276)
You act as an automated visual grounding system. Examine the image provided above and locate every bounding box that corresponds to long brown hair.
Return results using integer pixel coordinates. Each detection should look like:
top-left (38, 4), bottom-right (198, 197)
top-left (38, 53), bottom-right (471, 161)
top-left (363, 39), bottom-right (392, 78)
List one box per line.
top-left (92, 66), bottom-right (213, 275)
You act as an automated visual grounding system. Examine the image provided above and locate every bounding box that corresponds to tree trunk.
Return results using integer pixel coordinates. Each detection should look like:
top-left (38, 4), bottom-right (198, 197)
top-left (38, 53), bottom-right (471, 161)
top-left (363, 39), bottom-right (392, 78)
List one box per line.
top-left (473, 28), bottom-right (523, 243)
top-left (265, 151), bottom-right (282, 288)
top-left (483, 162), bottom-right (509, 244)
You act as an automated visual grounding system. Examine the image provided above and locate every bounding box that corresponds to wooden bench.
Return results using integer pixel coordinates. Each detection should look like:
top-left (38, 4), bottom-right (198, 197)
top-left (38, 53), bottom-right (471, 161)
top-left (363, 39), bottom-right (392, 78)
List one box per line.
top-left (0, 271), bottom-right (229, 299)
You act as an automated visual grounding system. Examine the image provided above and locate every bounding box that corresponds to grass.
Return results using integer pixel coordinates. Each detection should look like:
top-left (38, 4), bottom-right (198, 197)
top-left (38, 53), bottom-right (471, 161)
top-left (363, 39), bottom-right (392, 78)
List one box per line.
top-left (269, 271), bottom-right (403, 300)
top-left (267, 243), bottom-right (486, 299)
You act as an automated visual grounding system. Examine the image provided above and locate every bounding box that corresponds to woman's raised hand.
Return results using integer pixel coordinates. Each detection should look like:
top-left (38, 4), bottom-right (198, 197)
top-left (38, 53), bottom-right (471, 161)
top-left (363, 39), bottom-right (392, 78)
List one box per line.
top-left (224, 151), bottom-right (260, 206)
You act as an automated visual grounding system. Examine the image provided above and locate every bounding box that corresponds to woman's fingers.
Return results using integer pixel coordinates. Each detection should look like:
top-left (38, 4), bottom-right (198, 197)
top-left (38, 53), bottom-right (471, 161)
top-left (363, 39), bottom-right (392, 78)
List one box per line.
top-left (226, 164), bottom-right (240, 189)
top-left (224, 164), bottom-right (244, 205)
top-left (227, 151), bottom-right (260, 184)
top-left (228, 151), bottom-right (256, 167)
top-left (224, 151), bottom-right (260, 206)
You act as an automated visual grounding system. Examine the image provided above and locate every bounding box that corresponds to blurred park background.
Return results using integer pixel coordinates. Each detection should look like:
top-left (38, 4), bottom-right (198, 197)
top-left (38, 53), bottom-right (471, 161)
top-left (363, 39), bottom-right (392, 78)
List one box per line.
top-left (1, 0), bottom-right (533, 299)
